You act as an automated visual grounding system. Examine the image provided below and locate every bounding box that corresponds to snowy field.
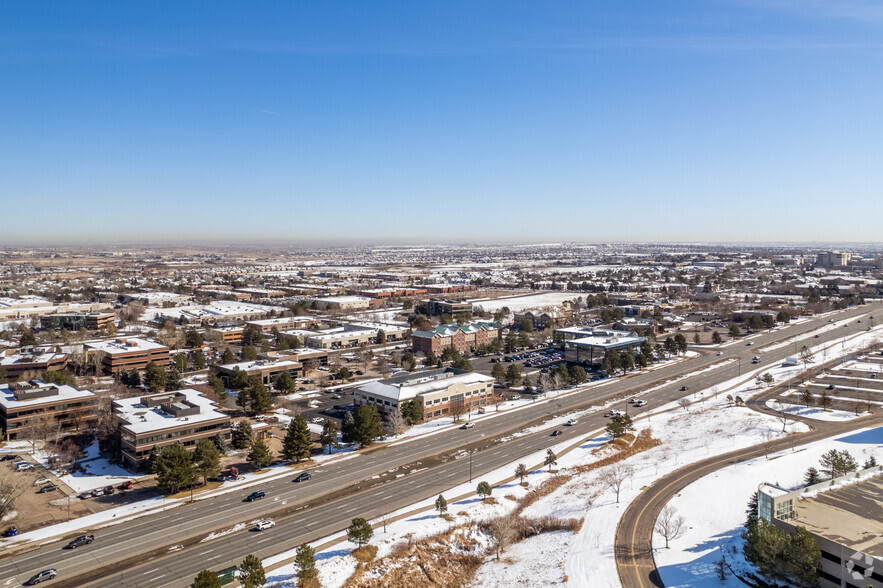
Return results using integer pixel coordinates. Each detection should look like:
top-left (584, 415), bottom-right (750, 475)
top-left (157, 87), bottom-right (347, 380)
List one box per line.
top-left (468, 292), bottom-right (579, 313)
top-left (655, 426), bottom-right (882, 588)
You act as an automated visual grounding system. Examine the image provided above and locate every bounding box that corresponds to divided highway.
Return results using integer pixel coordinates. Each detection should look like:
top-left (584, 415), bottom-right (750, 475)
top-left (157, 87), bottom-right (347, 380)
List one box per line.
top-left (1, 303), bottom-right (878, 588)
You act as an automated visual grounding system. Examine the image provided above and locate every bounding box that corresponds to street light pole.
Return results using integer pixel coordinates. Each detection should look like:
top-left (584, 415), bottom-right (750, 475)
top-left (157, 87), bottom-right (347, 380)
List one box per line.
top-left (469, 450), bottom-right (473, 483)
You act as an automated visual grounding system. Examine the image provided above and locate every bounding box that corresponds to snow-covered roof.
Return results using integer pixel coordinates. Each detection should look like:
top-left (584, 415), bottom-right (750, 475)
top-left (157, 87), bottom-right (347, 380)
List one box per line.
top-left (85, 337), bottom-right (167, 355)
top-left (356, 369), bottom-right (493, 402)
top-left (113, 389), bottom-right (228, 435)
top-left (0, 382), bottom-right (95, 410)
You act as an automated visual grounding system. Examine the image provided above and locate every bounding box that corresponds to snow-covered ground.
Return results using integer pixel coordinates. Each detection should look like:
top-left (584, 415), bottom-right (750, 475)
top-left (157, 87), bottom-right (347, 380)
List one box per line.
top-left (654, 426), bottom-right (882, 588)
top-left (468, 292), bottom-right (578, 313)
top-left (767, 400), bottom-right (866, 422)
top-left (56, 441), bottom-right (133, 492)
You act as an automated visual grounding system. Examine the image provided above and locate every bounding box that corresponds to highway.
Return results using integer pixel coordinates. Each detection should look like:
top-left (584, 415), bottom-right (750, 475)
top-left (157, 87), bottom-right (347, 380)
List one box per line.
top-left (1, 302), bottom-right (878, 588)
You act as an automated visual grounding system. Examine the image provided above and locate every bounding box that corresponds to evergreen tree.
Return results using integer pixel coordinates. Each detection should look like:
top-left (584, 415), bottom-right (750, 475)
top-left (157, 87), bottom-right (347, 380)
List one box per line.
top-left (515, 463), bottom-right (528, 484)
top-left (193, 438), bottom-right (221, 485)
top-left (238, 554), bottom-right (266, 588)
top-left (211, 433), bottom-right (228, 455)
top-left (274, 371), bottom-right (295, 393)
top-left (711, 331), bottom-right (722, 344)
top-left (193, 349), bottom-right (206, 370)
top-left (221, 347), bottom-right (235, 364)
top-left (477, 481), bottom-right (493, 498)
top-left (400, 398), bottom-right (423, 424)
top-left (347, 517), bottom-right (373, 547)
top-left (247, 437), bottom-right (274, 469)
top-left (231, 421), bottom-right (253, 450)
top-left (152, 443), bottom-right (196, 494)
top-left (743, 518), bottom-right (820, 588)
top-left (294, 543), bottom-right (317, 582)
top-left (241, 344), bottom-right (258, 362)
top-left (247, 378), bottom-right (274, 415)
top-left (505, 363), bottom-right (522, 385)
top-left (865, 456), bottom-right (878, 469)
top-left (282, 415), bottom-right (313, 462)
top-left (190, 570), bottom-right (222, 588)
top-left (144, 361), bottom-right (167, 392)
top-left (185, 329), bottom-right (204, 348)
top-left (319, 419), bottom-right (341, 454)
top-left (175, 353), bottom-right (188, 373)
top-left (729, 324), bottom-right (741, 338)
top-left (435, 494), bottom-right (448, 514)
top-left (819, 449), bottom-right (858, 478)
top-left (340, 411), bottom-right (356, 444)
top-left (745, 491), bottom-right (759, 528)
top-left (803, 467), bottom-right (821, 485)
top-left (351, 404), bottom-right (383, 447)
top-left (491, 362), bottom-right (506, 384)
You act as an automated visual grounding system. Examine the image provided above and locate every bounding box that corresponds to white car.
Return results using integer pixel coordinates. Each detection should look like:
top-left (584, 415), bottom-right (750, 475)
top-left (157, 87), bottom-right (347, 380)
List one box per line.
top-left (566, 419), bottom-right (578, 426)
top-left (15, 462), bottom-right (33, 471)
top-left (255, 520), bottom-right (275, 531)
top-left (632, 400), bottom-right (647, 407)
top-left (717, 351), bottom-right (724, 356)
top-left (311, 417), bottom-right (324, 424)
top-left (34, 477), bottom-right (51, 485)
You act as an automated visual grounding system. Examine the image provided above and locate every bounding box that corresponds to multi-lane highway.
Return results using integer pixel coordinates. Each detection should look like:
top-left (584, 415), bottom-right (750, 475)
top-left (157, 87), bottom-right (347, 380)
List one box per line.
top-left (1, 303), bottom-right (879, 587)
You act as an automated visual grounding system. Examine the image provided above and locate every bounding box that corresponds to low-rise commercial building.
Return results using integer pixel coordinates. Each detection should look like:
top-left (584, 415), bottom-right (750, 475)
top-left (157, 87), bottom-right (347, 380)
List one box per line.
top-left (216, 326), bottom-right (244, 344)
top-left (411, 322), bottom-right (501, 355)
top-left (758, 466), bottom-right (883, 588)
top-left (246, 316), bottom-right (316, 333)
top-left (85, 338), bottom-right (170, 374)
top-left (0, 380), bottom-right (97, 441)
top-left (113, 389), bottom-right (232, 469)
top-left (354, 368), bottom-right (494, 420)
top-left (214, 358), bottom-right (303, 386)
top-left (307, 296), bottom-right (372, 311)
top-left (1, 346), bottom-right (69, 380)
top-left (424, 298), bottom-right (473, 320)
top-left (303, 322), bottom-right (408, 350)
top-left (40, 312), bottom-right (115, 332)
top-left (556, 326), bottom-right (646, 367)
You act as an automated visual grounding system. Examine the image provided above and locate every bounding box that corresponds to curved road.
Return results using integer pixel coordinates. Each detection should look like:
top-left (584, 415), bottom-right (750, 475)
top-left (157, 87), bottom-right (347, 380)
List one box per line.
top-left (615, 343), bottom-right (883, 588)
top-left (1, 303), bottom-right (878, 587)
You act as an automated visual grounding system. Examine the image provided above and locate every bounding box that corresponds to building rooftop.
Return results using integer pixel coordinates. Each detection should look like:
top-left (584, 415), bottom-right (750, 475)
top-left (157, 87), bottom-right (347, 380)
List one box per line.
top-left (113, 389), bottom-right (227, 435)
top-left (216, 358), bottom-right (301, 372)
top-left (357, 368), bottom-right (493, 402)
top-left (794, 475), bottom-right (883, 558)
top-left (0, 381), bottom-right (95, 410)
top-left (85, 337), bottom-right (168, 355)
top-left (1, 347), bottom-right (67, 367)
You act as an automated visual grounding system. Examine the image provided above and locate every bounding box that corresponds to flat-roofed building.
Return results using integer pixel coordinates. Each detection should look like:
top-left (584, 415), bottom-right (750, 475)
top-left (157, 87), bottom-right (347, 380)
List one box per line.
top-left (354, 368), bottom-right (494, 421)
top-left (245, 316), bottom-right (316, 333)
top-left (40, 312), bottom-right (115, 332)
top-left (758, 465), bottom-right (883, 588)
top-left (0, 380), bottom-right (97, 441)
top-left (1, 346), bottom-right (69, 380)
top-left (307, 296), bottom-right (372, 311)
top-left (556, 326), bottom-right (646, 367)
top-left (216, 326), bottom-right (244, 343)
top-left (411, 322), bottom-right (501, 355)
top-left (214, 358), bottom-right (303, 386)
top-left (424, 298), bottom-right (473, 319)
top-left (85, 338), bottom-right (170, 374)
top-left (122, 291), bottom-right (193, 306)
top-left (113, 389), bottom-right (231, 469)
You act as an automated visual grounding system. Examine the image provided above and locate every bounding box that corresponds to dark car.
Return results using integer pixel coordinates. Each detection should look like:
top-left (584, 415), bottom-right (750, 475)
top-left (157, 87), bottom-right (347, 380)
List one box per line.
top-left (551, 429), bottom-right (563, 437)
top-left (4, 526), bottom-right (18, 537)
top-left (245, 490), bottom-right (266, 502)
top-left (293, 472), bottom-right (312, 483)
top-left (827, 384), bottom-right (835, 390)
top-left (37, 485), bottom-right (59, 494)
top-left (28, 569), bottom-right (57, 585)
top-left (0, 454), bottom-right (18, 462)
top-left (680, 386), bottom-right (689, 391)
top-left (67, 534), bottom-right (95, 549)
top-left (119, 480), bottom-right (134, 490)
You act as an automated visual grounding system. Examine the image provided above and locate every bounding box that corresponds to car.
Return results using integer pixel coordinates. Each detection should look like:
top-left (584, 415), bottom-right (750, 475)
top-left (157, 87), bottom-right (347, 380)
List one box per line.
top-left (331, 393), bottom-right (342, 400)
top-left (255, 520), bottom-right (275, 531)
top-left (827, 384), bottom-right (835, 390)
top-left (37, 485), bottom-right (59, 494)
top-left (814, 334), bottom-right (820, 338)
top-left (245, 491), bottom-right (266, 502)
top-left (78, 492), bottom-right (91, 500)
top-left (717, 351), bottom-right (724, 356)
top-left (605, 410), bottom-right (624, 418)
top-left (461, 422), bottom-right (474, 429)
top-left (15, 462), bottom-right (33, 471)
top-left (551, 429), bottom-right (563, 436)
top-left (67, 534), bottom-right (95, 549)
top-left (871, 373), bottom-right (877, 379)
top-left (844, 324), bottom-right (849, 328)
top-left (91, 488), bottom-right (105, 497)
top-left (293, 472), bottom-right (312, 483)
top-left (28, 569), bottom-right (57, 585)
top-left (311, 417), bottom-right (325, 424)
top-left (828, 318), bottom-right (834, 322)
top-left (680, 386), bottom-right (689, 392)
top-left (34, 477), bottom-right (51, 486)
top-left (103, 485), bottom-right (115, 495)
top-left (119, 480), bottom-right (134, 490)
top-left (0, 454), bottom-right (19, 462)
top-left (632, 400), bottom-right (647, 407)
top-left (746, 341), bottom-right (754, 346)
top-left (4, 526), bottom-right (18, 537)
top-left (858, 320), bottom-right (862, 323)
top-left (566, 419), bottom-right (578, 426)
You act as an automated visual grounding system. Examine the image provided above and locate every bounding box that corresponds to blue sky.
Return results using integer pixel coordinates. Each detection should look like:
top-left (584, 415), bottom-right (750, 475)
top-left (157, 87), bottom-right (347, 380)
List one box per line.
top-left (2, 1), bottom-right (882, 245)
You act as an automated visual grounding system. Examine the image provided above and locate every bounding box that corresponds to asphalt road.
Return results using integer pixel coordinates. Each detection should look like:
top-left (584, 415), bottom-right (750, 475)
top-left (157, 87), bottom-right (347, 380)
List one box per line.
top-left (614, 348), bottom-right (883, 588)
top-left (2, 303), bottom-right (879, 588)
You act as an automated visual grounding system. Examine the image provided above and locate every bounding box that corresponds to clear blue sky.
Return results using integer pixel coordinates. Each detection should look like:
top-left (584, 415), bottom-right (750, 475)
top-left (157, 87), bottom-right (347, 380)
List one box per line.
top-left (2, 1), bottom-right (882, 245)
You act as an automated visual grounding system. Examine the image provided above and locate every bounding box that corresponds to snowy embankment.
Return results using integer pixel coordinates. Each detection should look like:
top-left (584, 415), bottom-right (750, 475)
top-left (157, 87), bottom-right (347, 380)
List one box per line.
top-left (654, 426), bottom-right (881, 588)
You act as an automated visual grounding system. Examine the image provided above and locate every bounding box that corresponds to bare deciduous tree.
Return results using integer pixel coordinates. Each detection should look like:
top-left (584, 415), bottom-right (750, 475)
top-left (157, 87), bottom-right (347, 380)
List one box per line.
top-left (599, 462), bottom-right (634, 503)
top-left (384, 408), bottom-right (406, 437)
top-left (0, 467), bottom-right (27, 522)
top-left (449, 400), bottom-right (466, 423)
top-left (772, 402), bottom-right (794, 433)
top-left (678, 398), bottom-right (690, 411)
top-left (485, 516), bottom-right (518, 558)
top-left (655, 505), bottom-right (686, 548)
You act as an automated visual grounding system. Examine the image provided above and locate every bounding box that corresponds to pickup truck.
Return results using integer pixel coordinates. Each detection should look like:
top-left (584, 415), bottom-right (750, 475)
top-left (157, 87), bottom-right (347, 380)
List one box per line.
top-left (68, 534), bottom-right (95, 549)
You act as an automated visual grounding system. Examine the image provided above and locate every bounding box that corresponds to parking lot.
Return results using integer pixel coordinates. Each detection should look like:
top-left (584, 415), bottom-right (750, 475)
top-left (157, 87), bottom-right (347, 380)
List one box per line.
top-left (775, 351), bottom-right (883, 414)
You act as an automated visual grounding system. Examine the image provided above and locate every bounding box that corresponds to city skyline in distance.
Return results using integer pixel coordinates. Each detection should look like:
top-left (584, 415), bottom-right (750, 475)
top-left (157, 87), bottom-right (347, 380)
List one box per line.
top-left (3, 1), bottom-right (882, 244)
